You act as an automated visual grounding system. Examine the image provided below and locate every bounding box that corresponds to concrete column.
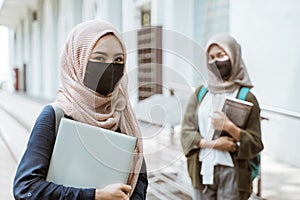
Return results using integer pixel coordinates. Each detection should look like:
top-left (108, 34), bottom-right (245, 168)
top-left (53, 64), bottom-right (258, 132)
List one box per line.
top-left (57, 0), bottom-right (76, 59)
top-left (14, 21), bottom-right (24, 91)
top-left (73, 0), bottom-right (83, 25)
top-left (6, 30), bottom-right (14, 91)
top-left (151, 0), bottom-right (162, 27)
top-left (95, 0), bottom-right (122, 31)
top-left (157, 0), bottom-right (196, 92)
top-left (82, 0), bottom-right (97, 21)
top-left (0, 26), bottom-right (11, 90)
top-left (22, 10), bottom-right (32, 94)
top-left (30, 16), bottom-right (42, 96)
top-left (121, 0), bottom-right (141, 105)
top-left (41, 0), bottom-right (59, 99)
top-left (37, 0), bottom-right (44, 97)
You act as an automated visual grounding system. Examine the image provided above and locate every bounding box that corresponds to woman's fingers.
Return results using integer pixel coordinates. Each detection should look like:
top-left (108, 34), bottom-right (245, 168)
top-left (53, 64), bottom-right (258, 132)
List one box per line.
top-left (230, 142), bottom-right (237, 152)
top-left (211, 111), bottom-right (227, 130)
top-left (227, 138), bottom-right (237, 152)
top-left (225, 136), bottom-right (234, 142)
top-left (120, 184), bottom-right (132, 193)
top-left (214, 136), bottom-right (237, 152)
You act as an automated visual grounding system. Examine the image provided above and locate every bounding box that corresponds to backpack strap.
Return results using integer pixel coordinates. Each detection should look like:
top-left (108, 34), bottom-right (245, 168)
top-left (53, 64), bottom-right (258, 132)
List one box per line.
top-left (237, 87), bottom-right (261, 180)
top-left (237, 87), bottom-right (250, 101)
top-left (198, 86), bottom-right (249, 102)
top-left (49, 103), bottom-right (65, 137)
top-left (250, 154), bottom-right (261, 179)
top-left (197, 86), bottom-right (208, 103)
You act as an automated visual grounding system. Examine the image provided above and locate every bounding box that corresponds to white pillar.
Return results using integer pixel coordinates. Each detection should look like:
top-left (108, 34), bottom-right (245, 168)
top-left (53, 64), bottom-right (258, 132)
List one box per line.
top-left (122, 0), bottom-right (141, 105)
top-left (82, 0), bottom-right (97, 21)
top-left (30, 17), bottom-right (42, 96)
top-left (157, 0), bottom-right (196, 92)
top-left (41, 0), bottom-right (59, 99)
top-left (57, 0), bottom-right (77, 61)
top-left (14, 22), bottom-right (24, 91)
top-left (22, 10), bottom-right (31, 94)
top-left (0, 26), bottom-right (11, 90)
top-left (95, 0), bottom-right (122, 31)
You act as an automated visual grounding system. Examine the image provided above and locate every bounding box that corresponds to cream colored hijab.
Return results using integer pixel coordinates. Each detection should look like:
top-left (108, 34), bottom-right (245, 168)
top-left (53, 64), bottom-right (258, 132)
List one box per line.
top-left (54, 20), bottom-right (143, 193)
top-left (206, 34), bottom-right (253, 93)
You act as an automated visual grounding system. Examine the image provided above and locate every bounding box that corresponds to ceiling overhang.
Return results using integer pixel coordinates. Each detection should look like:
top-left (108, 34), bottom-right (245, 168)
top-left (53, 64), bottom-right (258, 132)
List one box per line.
top-left (0, 0), bottom-right (37, 29)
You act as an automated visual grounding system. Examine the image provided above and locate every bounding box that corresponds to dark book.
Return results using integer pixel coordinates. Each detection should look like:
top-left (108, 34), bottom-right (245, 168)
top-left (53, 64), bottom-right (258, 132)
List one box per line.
top-left (213, 97), bottom-right (253, 139)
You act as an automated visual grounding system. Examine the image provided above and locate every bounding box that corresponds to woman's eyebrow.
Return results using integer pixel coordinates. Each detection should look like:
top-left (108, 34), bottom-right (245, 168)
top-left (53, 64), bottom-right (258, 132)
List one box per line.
top-left (92, 51), bottom-right (107, 56)
top-left (91, 52), bottom-right (123, 57)
top-left (114, 53), bottom-right (124, 57)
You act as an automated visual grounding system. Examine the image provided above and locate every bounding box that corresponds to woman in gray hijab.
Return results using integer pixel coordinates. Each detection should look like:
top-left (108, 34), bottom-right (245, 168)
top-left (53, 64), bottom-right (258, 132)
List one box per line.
top-left (181, 34), bottom-right (263, 200)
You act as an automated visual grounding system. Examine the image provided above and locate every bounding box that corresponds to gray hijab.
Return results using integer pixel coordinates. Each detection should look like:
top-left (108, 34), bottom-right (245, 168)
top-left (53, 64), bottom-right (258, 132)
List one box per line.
top-left (206, 34), bottom-right (253, 93)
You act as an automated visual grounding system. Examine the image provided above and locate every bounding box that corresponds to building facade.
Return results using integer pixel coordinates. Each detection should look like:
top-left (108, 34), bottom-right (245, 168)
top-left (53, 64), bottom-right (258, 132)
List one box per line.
top-left (0, 0), bottom-right (230, 100)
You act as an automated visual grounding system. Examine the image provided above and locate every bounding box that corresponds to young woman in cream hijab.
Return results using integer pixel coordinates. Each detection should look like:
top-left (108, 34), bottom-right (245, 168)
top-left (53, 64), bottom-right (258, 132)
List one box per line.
top-left (13, 20), bottom-right (147, 200)
top-left (181, 34), bottom-right (263, 200)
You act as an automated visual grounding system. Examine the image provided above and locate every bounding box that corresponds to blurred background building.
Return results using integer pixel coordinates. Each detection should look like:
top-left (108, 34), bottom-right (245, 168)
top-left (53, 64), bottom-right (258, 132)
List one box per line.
top-left (0, 0), bottom-right (300, 199)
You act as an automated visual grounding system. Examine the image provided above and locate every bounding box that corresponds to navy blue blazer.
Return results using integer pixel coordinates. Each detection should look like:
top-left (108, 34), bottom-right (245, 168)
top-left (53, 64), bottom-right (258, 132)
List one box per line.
top-left (13, 105), bottom-right (148, 200)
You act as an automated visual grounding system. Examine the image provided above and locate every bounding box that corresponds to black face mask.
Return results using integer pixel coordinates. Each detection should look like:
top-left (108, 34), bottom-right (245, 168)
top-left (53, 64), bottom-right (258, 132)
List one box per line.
top-left (209, 60), bottom-right (232, 80)
top-left (84, 61), bottom-right (124, 96)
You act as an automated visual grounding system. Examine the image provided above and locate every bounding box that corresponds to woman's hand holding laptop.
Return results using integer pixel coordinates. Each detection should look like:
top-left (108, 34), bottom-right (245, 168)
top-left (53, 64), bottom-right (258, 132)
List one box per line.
top-left (95, 183), bottom-right (131, 200)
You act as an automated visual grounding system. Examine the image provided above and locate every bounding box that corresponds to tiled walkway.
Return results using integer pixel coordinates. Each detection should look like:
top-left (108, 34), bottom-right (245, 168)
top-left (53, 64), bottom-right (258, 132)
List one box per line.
top-left (0, 128), bottom-right (17, 200)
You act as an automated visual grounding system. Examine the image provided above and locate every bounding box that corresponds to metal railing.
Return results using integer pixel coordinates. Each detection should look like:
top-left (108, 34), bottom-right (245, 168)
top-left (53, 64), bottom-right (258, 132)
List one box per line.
top-left (261, 104), bottom-right (300, 119)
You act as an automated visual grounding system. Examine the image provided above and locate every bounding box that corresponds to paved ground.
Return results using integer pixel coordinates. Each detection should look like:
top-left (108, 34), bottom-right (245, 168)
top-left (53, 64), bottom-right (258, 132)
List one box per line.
top-left (1, 91), bottom-right (300, 200)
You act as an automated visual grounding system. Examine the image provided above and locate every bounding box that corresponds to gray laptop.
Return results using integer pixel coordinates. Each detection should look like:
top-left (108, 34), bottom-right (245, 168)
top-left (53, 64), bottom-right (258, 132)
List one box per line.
top-left (46, 118), bottom-right (137, 189)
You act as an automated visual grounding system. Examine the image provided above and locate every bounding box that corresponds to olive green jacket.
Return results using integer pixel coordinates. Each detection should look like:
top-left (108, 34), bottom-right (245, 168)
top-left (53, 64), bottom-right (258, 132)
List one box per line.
top-left (180, 86), bottom-right (264, 199)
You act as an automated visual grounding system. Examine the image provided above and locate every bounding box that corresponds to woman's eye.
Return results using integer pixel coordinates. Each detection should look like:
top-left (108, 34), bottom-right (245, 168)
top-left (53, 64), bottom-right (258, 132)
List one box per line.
top-left (219, 54), bottom-right (225, 58)
top-left (114, 57), bottom-right (124, 63)
top-left (208, 56), bottom-right (214, 62)
top-left (93, 57), bottom-right (105, 61)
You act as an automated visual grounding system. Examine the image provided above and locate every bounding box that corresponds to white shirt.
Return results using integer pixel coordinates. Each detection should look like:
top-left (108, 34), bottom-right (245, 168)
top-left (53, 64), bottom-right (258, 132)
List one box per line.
top-left (198, 89), bottom-right (238, 185)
